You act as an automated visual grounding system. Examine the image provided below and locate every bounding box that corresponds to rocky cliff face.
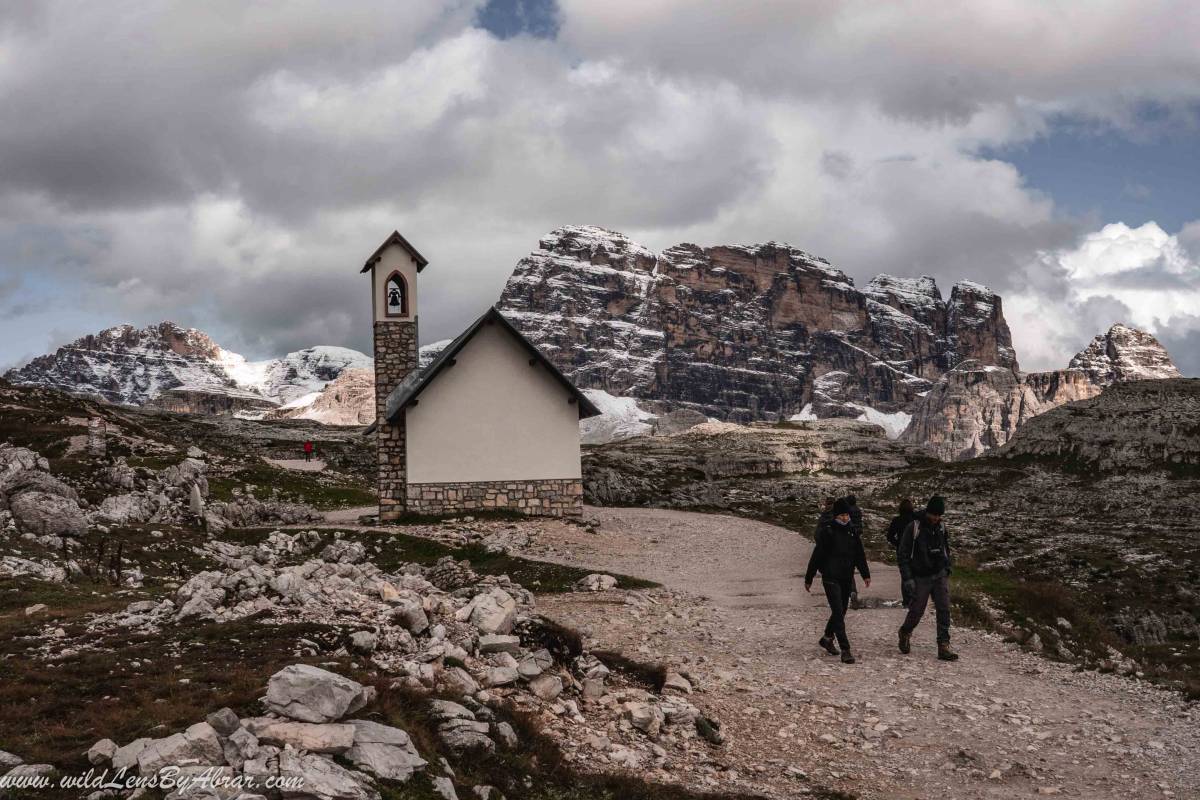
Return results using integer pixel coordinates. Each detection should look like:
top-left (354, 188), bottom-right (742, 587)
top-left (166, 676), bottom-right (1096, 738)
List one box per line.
top-left (902, 324), bottom-right (1179, 460)
top-left (4, 323), bottom-right (370, 413)
top-left (150, 387), bottom-right (280, 417)
top-left (269, 367), bottom-right (375, 426)
top-left (584, 418), bottom-right (931, 508)
top-left (1000, 378), bottom-right (1200, 472)
top-left (498, 226), bottom-right (1017, 422)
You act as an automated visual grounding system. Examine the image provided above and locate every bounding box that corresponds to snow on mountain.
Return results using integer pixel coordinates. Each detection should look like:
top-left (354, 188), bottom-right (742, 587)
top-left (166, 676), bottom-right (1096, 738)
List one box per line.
top-left (419, 340), bottom-right (453, 367)
top-left (580, 389), bottom-right (656, 445)
top-left (846, 404), bottom-right (912, 440)
top-left (902, 323), bottom-right (1181, 460)
top-left (224, 345), bottom-right (374, 405)
top-left (269, 367), bottom-right (375, 426)
top-left (3, 322), bottom-right (372, 411)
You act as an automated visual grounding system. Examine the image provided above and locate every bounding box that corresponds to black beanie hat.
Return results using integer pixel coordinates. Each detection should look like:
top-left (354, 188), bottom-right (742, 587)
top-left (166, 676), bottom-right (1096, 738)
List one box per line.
top-left (926, 495), bottom-right (946, 516)
top-left (832, 498), bottom-right (852, 516)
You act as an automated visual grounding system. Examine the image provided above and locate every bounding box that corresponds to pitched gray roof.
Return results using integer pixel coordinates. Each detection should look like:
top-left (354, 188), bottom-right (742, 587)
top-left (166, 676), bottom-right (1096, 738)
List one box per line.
top-left (381, 306), bottom-right (601, 425)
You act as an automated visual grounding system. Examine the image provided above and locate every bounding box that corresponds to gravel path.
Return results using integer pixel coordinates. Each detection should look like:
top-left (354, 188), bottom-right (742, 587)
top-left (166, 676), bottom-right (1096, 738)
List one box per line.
top-left (523, 506), bottom-right (1199, 800)
top-left (264, 457), bottom-right (327, 472)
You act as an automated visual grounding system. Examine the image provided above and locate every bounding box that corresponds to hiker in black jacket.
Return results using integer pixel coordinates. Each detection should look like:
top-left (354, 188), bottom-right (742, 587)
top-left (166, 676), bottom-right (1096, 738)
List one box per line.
top-left (886, 498), bottom-right (916, 606)
top-left (897, 495), bottom-right (959, 661)
top-left (805, 498), bottom-right (871, 664)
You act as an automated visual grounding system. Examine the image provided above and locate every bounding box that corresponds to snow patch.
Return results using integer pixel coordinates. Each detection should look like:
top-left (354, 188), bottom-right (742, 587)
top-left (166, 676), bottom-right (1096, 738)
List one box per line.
top-left (789, 404), bottom-right (818, 422)
top-left (847, 404), bottom-right (912, 440)
top-left (579, 389), bottom-right (655, 445)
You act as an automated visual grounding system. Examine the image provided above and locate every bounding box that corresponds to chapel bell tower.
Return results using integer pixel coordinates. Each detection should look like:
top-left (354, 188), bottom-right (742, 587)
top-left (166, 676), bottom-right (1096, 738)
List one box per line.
top-left (361, 230), bottom-right (428, 522)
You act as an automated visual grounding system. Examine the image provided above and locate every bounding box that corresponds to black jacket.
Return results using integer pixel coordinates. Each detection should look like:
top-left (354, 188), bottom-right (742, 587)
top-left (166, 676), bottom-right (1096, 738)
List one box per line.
top-left (848, 503), bottom-right (864, 537)
top-left (886, 511), bottom-right (915, 548)
top-left (806, 518), bottom-right (870, 584)
top-left (897, 512), bottom-right (952, 582)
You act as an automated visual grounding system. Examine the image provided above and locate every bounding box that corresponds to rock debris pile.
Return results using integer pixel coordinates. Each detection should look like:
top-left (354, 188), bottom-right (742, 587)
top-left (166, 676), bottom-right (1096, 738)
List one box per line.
top-left (47, 529), bottom-right (727, 796)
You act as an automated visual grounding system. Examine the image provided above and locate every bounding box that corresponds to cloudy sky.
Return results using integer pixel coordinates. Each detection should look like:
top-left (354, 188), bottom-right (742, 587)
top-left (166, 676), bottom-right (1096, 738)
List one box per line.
top-left (1, 0), bottom-right (1198, 374)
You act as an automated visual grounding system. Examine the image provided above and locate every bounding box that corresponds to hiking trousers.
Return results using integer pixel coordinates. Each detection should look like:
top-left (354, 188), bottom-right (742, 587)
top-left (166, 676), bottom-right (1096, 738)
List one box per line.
top-left (895, 547), bottom-right (913, 606)
top-left (822, 577), bottom-right (854, 651)
top-left (901, 574), bottom-right (951, 644)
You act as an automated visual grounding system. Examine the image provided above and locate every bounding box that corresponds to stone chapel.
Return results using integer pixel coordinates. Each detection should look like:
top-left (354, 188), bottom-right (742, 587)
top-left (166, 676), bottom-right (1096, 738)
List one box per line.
top-left (362, 231), bottom-right (599, 521)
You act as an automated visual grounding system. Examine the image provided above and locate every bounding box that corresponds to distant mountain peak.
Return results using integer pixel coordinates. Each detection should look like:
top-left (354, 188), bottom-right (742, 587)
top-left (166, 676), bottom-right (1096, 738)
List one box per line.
top-left (3, 321), bottom-right (370, 409)
top-left (1069, 323), bottom-right (1180, 383)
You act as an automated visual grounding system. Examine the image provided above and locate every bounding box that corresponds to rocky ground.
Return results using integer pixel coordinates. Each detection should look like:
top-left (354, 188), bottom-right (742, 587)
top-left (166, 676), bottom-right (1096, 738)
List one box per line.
top-left (468, 507), bottom-right (1200, 799)
top-left (3, 377), bottom-right (1198, 799)
top-left (0, 381), bottom-right (778, 800)
top-left (582, 389), bottom-right (1200, 699)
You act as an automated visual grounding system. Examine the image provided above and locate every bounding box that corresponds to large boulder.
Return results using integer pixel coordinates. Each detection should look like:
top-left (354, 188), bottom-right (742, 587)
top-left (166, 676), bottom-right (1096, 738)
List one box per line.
top-left (0, 444), bottom-right (47, 483)
top-left (264, 665), bottom-right (375, 724)
top-left (276, 750), bottom-right (379, 800)
top-left (1, 469), bottom-right (78, 500)
top-left (158, 458), bottom-right (210, 497)
top-left (137, 723), bottom-right (224, 775)
top-left (243, 720), bottom-right (355, 754)
top-left (461, 589), bottom-right (517, 635)
top-left (345, 720), bottom-right (426, 782)
top-left (9, 491), bottom-right (86, 538)
top-left (99, 459), bottom-right (137, 491)
top-left (94, 493), bottom-right (156, 525)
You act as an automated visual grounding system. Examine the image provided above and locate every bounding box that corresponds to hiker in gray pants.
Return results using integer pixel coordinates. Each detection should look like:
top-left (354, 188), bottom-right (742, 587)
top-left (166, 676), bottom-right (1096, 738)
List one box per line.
top-left (897, 495), bottom-right (959, 661)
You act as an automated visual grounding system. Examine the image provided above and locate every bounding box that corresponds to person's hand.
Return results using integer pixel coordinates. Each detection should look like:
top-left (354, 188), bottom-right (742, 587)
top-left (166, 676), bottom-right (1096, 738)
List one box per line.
top-left (903, 579), bottom-right (915, 596)
top-left (804, 581), bottom-right (812, 593)
top-left (864, 578), bottom-right (871, 588)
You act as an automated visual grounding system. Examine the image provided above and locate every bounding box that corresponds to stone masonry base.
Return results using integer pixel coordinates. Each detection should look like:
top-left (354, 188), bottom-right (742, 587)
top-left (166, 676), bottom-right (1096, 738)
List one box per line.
top-left (405, 478), bottom-right (583, 518)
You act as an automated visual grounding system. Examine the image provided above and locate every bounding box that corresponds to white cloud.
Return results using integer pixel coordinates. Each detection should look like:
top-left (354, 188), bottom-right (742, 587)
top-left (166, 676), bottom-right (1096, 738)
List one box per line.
top-left (0, 1), bottom-right (1198, 371)
top-left (1008, 221), bottom-right (1200, 373)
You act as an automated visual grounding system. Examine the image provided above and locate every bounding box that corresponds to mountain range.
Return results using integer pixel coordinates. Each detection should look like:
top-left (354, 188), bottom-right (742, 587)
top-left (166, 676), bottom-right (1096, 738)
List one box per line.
top-left (2, 322), bottom-right (372, 417)
top-left (3, 226), bottom-right (1182, 459)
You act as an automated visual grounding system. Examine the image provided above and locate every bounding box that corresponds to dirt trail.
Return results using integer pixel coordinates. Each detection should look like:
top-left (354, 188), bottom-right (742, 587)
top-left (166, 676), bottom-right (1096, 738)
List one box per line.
top-left (264, 457), bottom-right (327, 472)
top-left (519, 507), bottom-right (1198, 800)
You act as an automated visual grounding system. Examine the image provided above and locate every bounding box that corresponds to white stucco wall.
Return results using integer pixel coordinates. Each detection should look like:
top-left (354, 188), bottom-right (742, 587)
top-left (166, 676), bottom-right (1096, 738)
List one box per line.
top-left (370, 244), bottom-right (420, 322)
top-left (405, 323), bottom-right (584, 484)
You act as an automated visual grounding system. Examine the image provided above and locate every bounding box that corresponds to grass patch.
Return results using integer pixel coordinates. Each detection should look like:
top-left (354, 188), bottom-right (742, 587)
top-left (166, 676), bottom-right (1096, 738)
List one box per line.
top-left (208, 461), bottom-right (376, 510)
top-left (949, 562), bottom-right (1119, 661)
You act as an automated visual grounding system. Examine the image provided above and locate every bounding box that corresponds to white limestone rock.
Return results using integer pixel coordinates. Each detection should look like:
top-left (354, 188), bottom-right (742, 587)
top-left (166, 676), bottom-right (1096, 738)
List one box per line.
top-left (344, 720), bottom-right (426, 782)
top-left (87, 739), bottom-right (118, 766)
top-left (137, 723), bottom-right (225, 775)
top-left (246, 721), bottom-right (355, 754)
top-left (463, 589), bottom-right (517, 635)
top-left (264, 665), bottom-right (375, 724)
top-left (276, 750), bottom-right (378, 800)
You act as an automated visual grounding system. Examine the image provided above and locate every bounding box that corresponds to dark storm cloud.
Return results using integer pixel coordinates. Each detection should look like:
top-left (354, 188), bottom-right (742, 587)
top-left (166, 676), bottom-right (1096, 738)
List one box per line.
top-left (558, 2), bottom-right (1200, 127)
top-left (0, 2), bottom-right (1198, 368)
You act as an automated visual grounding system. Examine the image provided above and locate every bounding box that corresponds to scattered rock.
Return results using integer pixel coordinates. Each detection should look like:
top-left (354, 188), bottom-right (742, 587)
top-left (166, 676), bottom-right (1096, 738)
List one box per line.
top-left (576, 573), bottom-right (618, 592)
top-left (264, 665), bottom-right (375, 724)
top-left (86, 739), bottom-right (118, 766)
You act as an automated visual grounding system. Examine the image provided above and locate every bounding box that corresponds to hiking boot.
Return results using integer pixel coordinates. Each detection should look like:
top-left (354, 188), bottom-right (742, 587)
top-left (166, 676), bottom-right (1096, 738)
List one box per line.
top-left (818, 636), bottom-right (839, 656)
top-left (898, 627), bottom-right (911, 655)
top-left (840, 649), bottom-right (856, 664)
top-left (938, 642), bottom-right (959, 661)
